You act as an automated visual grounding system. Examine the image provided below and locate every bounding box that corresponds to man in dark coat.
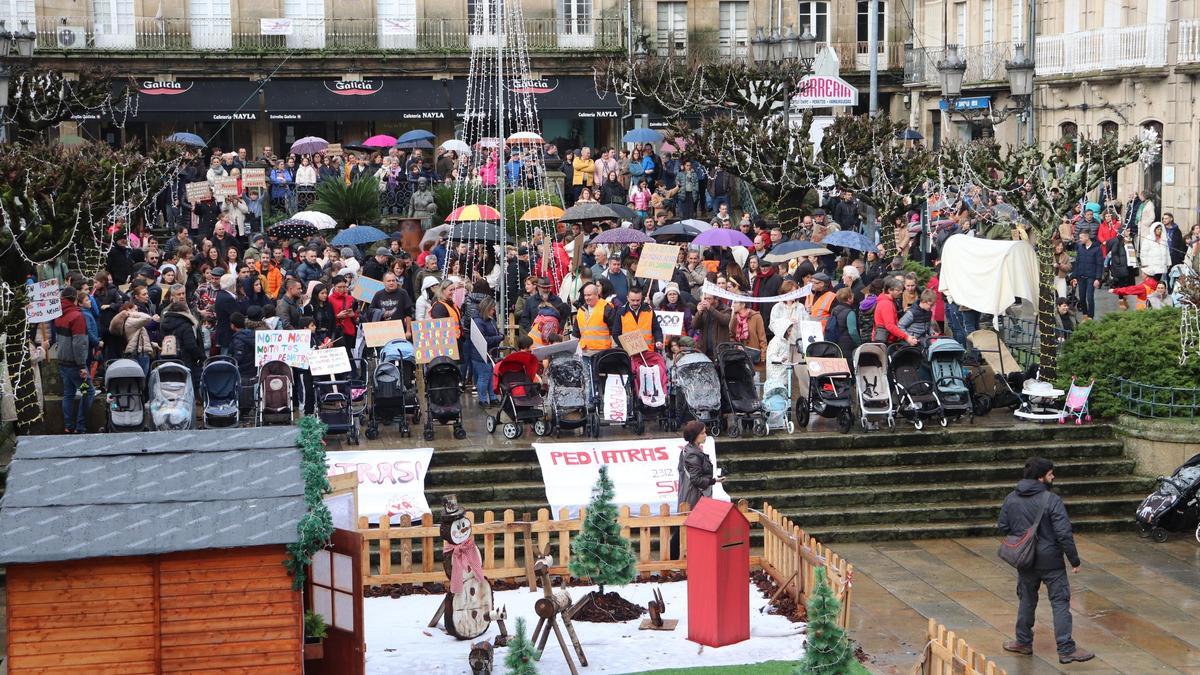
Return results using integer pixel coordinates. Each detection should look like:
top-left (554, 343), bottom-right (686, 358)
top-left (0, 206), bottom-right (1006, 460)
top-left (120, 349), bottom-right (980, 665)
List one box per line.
top-left (519, 278), bottom-right (569, 333)
top-left (213, 273), bottom-right (240, 353)
top-left (997, 458), bottom-right (1094, 664)
top-left (1071, 229), bottom-right (1104, 319)
top-left (106, 232), bottom-right (136, 286)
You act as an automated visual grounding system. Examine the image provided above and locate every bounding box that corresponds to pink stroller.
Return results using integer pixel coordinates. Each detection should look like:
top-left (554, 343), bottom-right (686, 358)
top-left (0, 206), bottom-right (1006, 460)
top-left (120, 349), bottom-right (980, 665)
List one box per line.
top-left (1058, 377), bottom-right (1094, 425)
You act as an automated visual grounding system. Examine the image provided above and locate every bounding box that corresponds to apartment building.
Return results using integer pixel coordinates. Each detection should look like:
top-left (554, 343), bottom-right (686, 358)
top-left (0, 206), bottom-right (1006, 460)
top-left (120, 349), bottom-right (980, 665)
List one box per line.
top-left (906, 0), bottom-right (1197, 217)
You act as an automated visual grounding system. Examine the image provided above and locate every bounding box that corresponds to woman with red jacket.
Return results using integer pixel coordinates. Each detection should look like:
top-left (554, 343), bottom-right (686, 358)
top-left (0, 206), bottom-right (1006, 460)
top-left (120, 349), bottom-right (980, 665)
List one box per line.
top-left (873, 277), bottom-right (919, 345)
top-left (328, 273), bottom-right (359, 363)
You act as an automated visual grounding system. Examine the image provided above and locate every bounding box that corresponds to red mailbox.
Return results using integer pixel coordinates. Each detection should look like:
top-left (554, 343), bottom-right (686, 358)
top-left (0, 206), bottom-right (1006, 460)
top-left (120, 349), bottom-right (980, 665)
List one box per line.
top-left (684, 497), bottom-right (751, 647)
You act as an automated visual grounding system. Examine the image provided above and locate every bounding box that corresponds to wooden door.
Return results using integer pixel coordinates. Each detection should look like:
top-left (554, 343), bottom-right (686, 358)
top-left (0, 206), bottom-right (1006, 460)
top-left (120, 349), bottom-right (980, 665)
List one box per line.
top-left (307, 528), bottom-right (365, 675)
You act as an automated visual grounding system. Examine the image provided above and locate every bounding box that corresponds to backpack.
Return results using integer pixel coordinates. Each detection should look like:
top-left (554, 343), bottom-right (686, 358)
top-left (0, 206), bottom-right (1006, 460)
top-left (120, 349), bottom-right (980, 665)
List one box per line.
top-left (856, 305), bottom-right (875, 343)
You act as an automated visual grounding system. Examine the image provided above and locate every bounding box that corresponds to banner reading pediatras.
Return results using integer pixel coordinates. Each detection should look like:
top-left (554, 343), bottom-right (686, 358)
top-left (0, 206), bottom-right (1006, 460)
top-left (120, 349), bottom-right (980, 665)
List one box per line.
top-left (325, 448), bottom-right (433, 523)
top-left (533, 437), bottom-right (728, 519)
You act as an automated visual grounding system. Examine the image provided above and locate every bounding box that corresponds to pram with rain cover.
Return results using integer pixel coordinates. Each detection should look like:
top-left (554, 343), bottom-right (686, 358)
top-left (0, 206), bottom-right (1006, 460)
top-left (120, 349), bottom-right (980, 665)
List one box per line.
top-left (367, 338), bottom-right (419, 438)
top-left (589, 348), bottom-right (643, 436)
top-left (257, 360), bottom-right (294, 426)
top-left (717, 343), bottom-right (767, 437)
top-left (794, 341), bottom-right (854, 434)
top-left (967, 329), bottom-right (1025, 412)
top-left (668, 351), bottom-right (724, 435)
top-left (104, 358), bottom-right (146, 432)
top-left (630, 350), bottom-right (670, 428)
top-left (200, 356), bottom-right (241, 428)
top-left (546, 353), bottom-right (588, 437)
top-left (888, 343), bottom-right (946, 430)
top-left (926, 338), bottom-right (973, 422)
top-left (1135, 453), bottom-right (1200, 543)
top-left (149, 360), bottom-right (195, 430)
top-left (852, 343), bottom-right (894, 431)
top-left (486, 350), bottom-right (549, 440)
top-left (422, 356), bottom-right (466, 441)
top-left (1058, 377), bottom-right (1094, 425)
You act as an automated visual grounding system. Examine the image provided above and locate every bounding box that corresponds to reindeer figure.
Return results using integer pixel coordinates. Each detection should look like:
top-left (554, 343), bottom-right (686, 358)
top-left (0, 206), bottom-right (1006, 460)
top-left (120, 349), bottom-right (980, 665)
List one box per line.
top-left (528, 545), bottom-right (589, 675)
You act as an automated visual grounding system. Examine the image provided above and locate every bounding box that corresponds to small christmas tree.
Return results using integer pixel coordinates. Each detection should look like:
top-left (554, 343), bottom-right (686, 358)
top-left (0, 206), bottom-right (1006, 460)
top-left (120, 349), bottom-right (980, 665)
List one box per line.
top-left (504, 617), bottom-right (538, 675)
top-left (794, 567), bottom-right (855, 675)
top-left (568, 465), bottom-right (637, 596)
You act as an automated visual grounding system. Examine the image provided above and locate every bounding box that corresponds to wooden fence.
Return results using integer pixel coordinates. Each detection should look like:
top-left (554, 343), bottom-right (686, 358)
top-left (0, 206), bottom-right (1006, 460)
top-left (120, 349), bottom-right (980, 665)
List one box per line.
top-left (356, 499), bottom-right (853, 630)
top-left (919, 619), bottom-right (1007, 675)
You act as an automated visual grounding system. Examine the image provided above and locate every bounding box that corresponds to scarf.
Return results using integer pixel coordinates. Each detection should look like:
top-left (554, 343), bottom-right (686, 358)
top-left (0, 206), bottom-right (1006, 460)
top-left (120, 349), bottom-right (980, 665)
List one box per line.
top-left (442, 539), bottom-right (486, 594)
top-left (734, 311), bottom-right (751, 341)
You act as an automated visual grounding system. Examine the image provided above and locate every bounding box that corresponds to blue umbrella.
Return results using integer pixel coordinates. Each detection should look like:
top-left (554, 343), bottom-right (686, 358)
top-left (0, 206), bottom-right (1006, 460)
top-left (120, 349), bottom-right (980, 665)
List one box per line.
top-left (331, 225), bottom-right (389, 246)
top-left (821, 230), bottom-right (878, 253)
top-left (166, 132), bottom-right (206, 148)
top-left (397, 129), bottom-right (436, 144)
top-left (397, 139), bottom-right (435, 150)
top-left (622, 128), bottom-right (664, 144)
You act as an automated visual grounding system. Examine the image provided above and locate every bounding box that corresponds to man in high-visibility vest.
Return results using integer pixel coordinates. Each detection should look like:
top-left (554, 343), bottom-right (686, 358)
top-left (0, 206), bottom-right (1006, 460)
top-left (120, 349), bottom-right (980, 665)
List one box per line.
top-left (613, 286), bottom-right (662, 353)
top-left (806, 272), bottom-right (836, 330)
top-left (573, 282), bottom-right (617, 354)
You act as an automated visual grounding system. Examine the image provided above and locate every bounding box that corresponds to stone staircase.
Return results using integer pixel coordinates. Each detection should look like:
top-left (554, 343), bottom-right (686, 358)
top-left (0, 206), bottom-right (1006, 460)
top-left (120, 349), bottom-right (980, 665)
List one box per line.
top-left (422, 423), bottom-right (1152, 542)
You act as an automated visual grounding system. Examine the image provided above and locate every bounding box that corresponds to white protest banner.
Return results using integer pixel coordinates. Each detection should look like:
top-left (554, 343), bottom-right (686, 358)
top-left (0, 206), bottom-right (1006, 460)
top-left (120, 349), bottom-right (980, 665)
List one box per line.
top-left (701, 280), bottom-right (811, 304)
top-left (255, 330), bottom-right (312, 368)
top-left (658, 310), bottom-right (684, 336)
top-left (260, 18), bottom-right (294, 35)
top-left (361, 320), bottom-right (408, 348)
top-left (213, 176), bottom-right (239, 198)
top-left (25, 279), bottom-right (62, 323)
top-left (325, 448), bottom-right (433, 523)
top-left (309, 346), bottom-right (352, 376)
top-left (533, 437), bottom-right (729, 519)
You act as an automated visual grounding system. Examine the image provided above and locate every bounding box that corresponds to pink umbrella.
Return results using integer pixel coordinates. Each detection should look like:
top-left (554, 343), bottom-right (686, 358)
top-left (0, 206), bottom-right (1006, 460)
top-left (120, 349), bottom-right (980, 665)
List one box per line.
top-left (362, 134), bottom-right (398, 148)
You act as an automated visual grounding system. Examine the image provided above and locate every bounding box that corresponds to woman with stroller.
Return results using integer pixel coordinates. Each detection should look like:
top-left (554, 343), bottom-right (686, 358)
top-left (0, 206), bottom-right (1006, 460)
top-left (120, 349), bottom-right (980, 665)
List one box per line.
top-left (729, 298), bottom-right (766, 362)
top-left (469, 297), bottom-right (503, 407)
top-left (304, 282), bottom-right (336, 345)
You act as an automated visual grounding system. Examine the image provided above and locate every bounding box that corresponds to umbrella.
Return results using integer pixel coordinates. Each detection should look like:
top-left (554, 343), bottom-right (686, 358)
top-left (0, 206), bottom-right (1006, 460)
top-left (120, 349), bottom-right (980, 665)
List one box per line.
top-left (651, 222), bottom-right (702, 243)
top-left (448, 221), bottom-right (504, 243)
top-left (291, 210), bottom-right (338, 230)
top-left (268, 220), bottom-right (319, 241)
top-left (606, 203), bottom-right (638, 222)
top-left (474, 137), bottom-right (502, 149)
top-left (622, 128), bottom-right (663, 144)
top-left (447, 204), bottom-right (502, 222)
top-left (677, 218), bottom-right (713, 232)
top-left (166, 132), bottom-right (206, 148)
top-left (821, 230), bottom-right (878, 253)
top-left (397, 129), bottom-right (436, 144)
top-left (591, 228), bottom-right (655, 245)
top-left (520, 205), bottom-right (565, 222)
top-left (660, 141), bottom-right (679, 154)
top-left (362, 134), bottom-right (398, 148)
top-left (58, 134), bottom-right (86, 147)
top-left (332, 225), bottom-right (389, 246)
top-left (694, 228), bottom-right (753, 248)
top-left (291, 136), bottom-right (328, 155)
top-left (559, 202), bottom-right (619, 223)
top-left (396, 139), bottom-right (435, 150)
top-left (420, 224), bottom-right (452, 248)
top-left (762, 240), bottom-right (834, 264)
top-left (506, 132), bottom-right (544, 145)
top-left (897, 128), bottom-right (924, 140)
top-left (440, 139), bottom-right (472, 156)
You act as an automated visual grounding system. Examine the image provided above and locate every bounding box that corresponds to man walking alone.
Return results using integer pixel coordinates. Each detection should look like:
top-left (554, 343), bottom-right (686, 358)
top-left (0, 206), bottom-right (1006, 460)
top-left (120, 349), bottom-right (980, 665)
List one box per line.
top-left (997, 458), bottom-right (1094, 664)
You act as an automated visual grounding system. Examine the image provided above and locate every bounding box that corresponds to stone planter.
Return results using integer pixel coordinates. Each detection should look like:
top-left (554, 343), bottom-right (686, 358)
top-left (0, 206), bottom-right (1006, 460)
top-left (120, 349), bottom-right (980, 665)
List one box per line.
top-left (1116, 415), bottom-right (1200, 477)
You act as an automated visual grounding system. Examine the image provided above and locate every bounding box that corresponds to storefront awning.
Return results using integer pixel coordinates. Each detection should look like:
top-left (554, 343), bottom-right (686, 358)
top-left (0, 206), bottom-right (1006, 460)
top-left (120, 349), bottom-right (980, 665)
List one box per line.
top-left (263, 78), bottom-right (453, 121)
top-left (128, 79), bottom-right (264, 122)
top-left (449, 76), bottom-right (621, 119)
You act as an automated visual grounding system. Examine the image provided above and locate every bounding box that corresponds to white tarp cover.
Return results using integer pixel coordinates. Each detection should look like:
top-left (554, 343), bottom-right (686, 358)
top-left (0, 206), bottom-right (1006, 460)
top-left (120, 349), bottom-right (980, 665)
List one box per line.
top-left (939, 234), bottom-right (1039, 315)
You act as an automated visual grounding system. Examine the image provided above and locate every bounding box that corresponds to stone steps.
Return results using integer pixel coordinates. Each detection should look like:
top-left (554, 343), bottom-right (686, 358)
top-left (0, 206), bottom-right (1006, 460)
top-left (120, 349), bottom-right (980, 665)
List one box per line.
top-left (803, 514), bottom-right (1138, 543)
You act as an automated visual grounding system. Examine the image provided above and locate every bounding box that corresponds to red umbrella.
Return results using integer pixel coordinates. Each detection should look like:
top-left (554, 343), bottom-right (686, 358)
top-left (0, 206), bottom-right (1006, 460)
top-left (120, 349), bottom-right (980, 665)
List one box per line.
top-left (446, 204), bottom-right (502, 222)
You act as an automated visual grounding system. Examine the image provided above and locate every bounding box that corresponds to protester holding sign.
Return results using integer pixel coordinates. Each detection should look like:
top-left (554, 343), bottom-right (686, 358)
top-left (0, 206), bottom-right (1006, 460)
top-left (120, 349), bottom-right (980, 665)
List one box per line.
top-left (613, 286), bottom-right (663, 352)
top-left (468, 297), bottom-right (503, 407)
top-left (328, 275), bottom-right (360, 363)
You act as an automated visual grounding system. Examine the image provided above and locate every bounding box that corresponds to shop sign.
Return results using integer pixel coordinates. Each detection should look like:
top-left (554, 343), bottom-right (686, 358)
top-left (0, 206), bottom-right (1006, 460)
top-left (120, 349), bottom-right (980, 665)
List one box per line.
top-left (509, 78), bottom-right (558, 94)
top-left (324, 80), bottom-right (383, 96)
top-left (138, 80), bottom-right (193, 96)
top-left (792, 75), bottom-right (858, 108)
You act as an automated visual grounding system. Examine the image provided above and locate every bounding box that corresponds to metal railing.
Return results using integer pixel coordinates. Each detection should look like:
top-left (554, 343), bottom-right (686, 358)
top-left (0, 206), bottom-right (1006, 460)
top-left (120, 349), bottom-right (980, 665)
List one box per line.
top-left (34, 16), bottom-right (624, 52)
top-left (1115, 377), bottom-right (1200, 418)
top-left (906, 42), bottom-right (1016, 85)
top-left (657, 41), bottom-right (906, 71)
top-left (1036, 24), bottom-right (1168, 76)
top-left (1179, 19), bottom-right (1200, 64)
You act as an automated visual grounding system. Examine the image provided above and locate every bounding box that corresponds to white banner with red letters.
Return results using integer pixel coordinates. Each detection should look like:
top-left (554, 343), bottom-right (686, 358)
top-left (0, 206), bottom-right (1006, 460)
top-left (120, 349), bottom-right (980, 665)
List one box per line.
top-left (325, 448), bottom-right (433, 523)
top-left (533, 437), bottom-right (729, 519)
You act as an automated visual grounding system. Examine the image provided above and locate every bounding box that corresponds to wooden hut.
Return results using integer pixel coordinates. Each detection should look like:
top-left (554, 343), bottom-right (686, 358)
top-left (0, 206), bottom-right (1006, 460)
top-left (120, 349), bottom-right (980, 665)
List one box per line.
top-left (0, 428), bottom-right (309, 674)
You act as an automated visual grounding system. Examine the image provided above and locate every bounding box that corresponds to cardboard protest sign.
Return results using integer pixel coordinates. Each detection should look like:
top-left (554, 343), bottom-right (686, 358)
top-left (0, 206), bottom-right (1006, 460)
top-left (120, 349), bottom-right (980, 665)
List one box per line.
top-left (362, 320), bottom-right (407, 348)
top-left (350, 276), bottom-right (384, 303)
top-left (242, 168), bottom-right (267, 189)
top-left (309, 346), bottom-right (353, 377)
top-left (806, 357), bottom-right (850, 377)
top-left (185, 181), bottom-right (212, 203)
top-left (25, 279), bottom-right (62, 323)
top-left (636, 242), bottom-right (679, 281)
top-left (326, 143), bottom-right (343, 156)
top-left (255, 330), bottom-right (312, 368)
top-left (411, 318), bottom-right (459, 364)
top-left (618, 332), bottom-right (649, 356)
top-left (657, 310), bottom-right (684, 336)
top-left (213, 176), bottom-right (240, 198)
top-left (797, 320), bottom-right (825, 349)
top-left (469, 323), bottom-right (494, 365)
top-left (571, 234), bottom-right (584, 269)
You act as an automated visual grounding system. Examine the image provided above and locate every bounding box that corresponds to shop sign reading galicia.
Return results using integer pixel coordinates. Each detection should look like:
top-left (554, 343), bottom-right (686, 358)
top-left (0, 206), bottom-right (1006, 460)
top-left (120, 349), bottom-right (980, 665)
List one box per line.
top-left (325, 80), bottom-right (383, 96)
top-left (138, 81), bottom-right (193, 96)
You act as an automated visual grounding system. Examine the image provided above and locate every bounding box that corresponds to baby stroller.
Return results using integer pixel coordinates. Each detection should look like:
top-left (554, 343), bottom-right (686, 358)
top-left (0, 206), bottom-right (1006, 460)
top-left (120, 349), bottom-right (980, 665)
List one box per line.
top-left (1135, 453), bottom-right (1200, 543)
top-left (148, 360), bottom-right (195, 431)
top-left (589, 348), bottom-right (643, 436)
top-left (852, 343), bottom-right (894, 430)
top-left (1058, 377), bottom-right (1094, 425)
top-left (631, 350), bottom-right (670, 427)
top-left (717, 343), bottom-right (767, 437)
top-left (888, 344), bottom-right (946, 430)
top-left (546, 353), bottom-right (588, 437)
top-left (486, 350), bottom-right (549, 439)
top-left (257, 360), bottom-right (294, 426)
top-left (926, 338), bottom-right (973, 423)
top-left (967, 329), bottom-right (1025, 411)
top-left (200, 356), bottom-right (241, 428)
top-left (367, 338), bottom-right (420, 439)
top-left (669, 351), bottom-right (723, 435)
top-left (795, 341), bottom-right (854, 434)
top-left (104, 358), bottom-right (146, 432)
top-left (423, 356), bottom-right (466, 440)
top-left (316, 377), bottom-right (363, 445)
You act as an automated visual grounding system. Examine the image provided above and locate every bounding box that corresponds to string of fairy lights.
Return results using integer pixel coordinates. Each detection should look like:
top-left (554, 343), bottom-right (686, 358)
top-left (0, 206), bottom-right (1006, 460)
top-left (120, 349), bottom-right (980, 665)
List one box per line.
top-left (0, 71), bottom-right (140, 128)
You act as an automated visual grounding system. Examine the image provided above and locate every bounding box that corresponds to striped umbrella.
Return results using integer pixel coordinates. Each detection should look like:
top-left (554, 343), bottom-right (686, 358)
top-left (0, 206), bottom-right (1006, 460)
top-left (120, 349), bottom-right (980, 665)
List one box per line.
top-left (446, 204), bottom-right (502, 222)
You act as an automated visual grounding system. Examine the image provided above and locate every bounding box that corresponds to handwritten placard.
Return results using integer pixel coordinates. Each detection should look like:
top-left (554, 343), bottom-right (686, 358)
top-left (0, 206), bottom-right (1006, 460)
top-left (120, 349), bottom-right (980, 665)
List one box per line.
top-left (309, 347), bottom-right (353, 377)
top-left (806, 357), bottom-right (850, 376)
top-left (25, 279), bottom-right (62, 323)
top-left (326, 143), bottom-right (343, 156)
top-left (243, 168), bottom-right (267, 189)
top-left (350, 276), bottom-right (384, 303)
top-left (255, 329), bottom-right (312, 368)
top-left (658, 310), bottom-right (684, 336)
top-left (618, 332), bottom-right (649, 356)
top-left (412, 318), bottom-right (460, 364)
top-left (636, 242), bottom-right (679, 281)
top-left (213, 176), bottom-right (240, 198)
top-left (186, 181), bottom-right (212, 203)
top-left (362, 320), bottom-right (408, 348)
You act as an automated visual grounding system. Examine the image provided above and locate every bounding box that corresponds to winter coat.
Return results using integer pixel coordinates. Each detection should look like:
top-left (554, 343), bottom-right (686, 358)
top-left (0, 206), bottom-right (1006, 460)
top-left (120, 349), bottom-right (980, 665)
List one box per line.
top-left (470, 314), bottom-right (503, 362)
top-left (1072, 241), bottom-right (1105, 280)
top-left (997, 478), bottom-right (1080, 571)
top-left (110, 309), bottom-right (155, 357)
top-left (277, 294), bottom-right (304, 330)
top-left (729, 310), bottom-right (767, 359)
top-left (159, 309), bottom-right (205, 371)
top-left (825, 302), bottom-right (859, 356)
top-left (213, 290), bottom-right (239, 348)
top-left (1139, 228), bottom-right (1170, 277)
top-left (693, 304), bottom-right (732, 359)
top-left (677, 443), bottom-right (715, 510)
top-left (53, 299), bottom-right (90, 368)
top-left (1107, 235), bottom-right (1135, 282)
top-left (229, 328), bottom-right (257, 375)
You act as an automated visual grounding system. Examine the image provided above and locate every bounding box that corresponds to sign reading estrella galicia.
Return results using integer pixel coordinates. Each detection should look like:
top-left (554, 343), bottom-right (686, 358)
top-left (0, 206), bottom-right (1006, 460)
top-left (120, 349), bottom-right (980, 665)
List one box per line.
top-left (939, 96), bottom-right (991, 111)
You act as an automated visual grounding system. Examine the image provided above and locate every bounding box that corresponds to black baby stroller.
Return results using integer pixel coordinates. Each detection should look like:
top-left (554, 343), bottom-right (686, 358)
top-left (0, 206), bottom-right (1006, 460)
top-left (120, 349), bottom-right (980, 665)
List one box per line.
top-left (423, 356), bottom-right (466, 440)
top-left (200, 356), bottom-right (241, 428)
top-left (367, 338), bottom-right (420, 439)
top-left (1136, 453), bottom-right (1200, 543)
top-left (486, 350), bottom-right (549, 440)
top-left (257, 360), bottom-right (294, 426)
top-left (795, 341), bottom-right (854, 434)
top-left (926, 338), bottom-right (973, 423)
top-left (546, 353), bottom-right (589, 437)
top-left (670, 351), bottom-right (723, 435)
top-left (104, 358), bottom-right (146, 432)
top-left (316, 377), bottom-right (362, 444)
top-left (716, 343), bottom-right (767, 437)
top-left (589, 348), bottom-right (643, 436)
top-left (888, 344), bottom-right (946, 430)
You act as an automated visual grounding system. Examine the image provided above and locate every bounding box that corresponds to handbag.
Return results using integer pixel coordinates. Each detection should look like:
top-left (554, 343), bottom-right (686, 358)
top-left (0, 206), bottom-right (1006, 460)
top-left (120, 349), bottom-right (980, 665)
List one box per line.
top-left (997, 492), bottom-right (1050, 570)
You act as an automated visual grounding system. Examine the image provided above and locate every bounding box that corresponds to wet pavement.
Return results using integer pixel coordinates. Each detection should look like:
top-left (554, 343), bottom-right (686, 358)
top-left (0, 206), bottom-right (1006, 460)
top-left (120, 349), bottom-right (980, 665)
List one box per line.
top-left (837, 533), bottom-right (1200, 674)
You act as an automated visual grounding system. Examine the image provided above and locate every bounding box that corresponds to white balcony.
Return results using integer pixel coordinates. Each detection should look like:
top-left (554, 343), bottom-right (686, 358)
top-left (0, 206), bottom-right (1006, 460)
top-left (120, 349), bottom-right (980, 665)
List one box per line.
top-left (1036, 24), bottom-right (1167, 76)
top-left (1179, 19), bottom-right (1200, 64)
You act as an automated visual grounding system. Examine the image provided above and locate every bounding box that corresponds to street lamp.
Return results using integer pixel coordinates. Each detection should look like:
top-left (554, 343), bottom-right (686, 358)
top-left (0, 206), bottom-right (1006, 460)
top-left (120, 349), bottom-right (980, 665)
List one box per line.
top-left (633, 36), bottom-right (649, 64)
top-left (751, 27), bottom-right (768, 64)
top-left (781, 25), bottom-right (799, 61)
top-left (1005, 43), bottom-right (1035, 105)
top-left (14, 20), bottom-right (35, 58)
top-left (936, 44), bottom-right (966, 103)
top-left (798, 25), bottom-right (817, 69)
top-left (767, 28), bottom-right (782, 64)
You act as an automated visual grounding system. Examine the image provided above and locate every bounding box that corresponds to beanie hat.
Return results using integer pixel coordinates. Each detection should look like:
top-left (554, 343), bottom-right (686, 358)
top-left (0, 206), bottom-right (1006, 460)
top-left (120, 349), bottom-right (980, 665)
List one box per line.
top-left (1022, 457), bottom-right (1055, 480)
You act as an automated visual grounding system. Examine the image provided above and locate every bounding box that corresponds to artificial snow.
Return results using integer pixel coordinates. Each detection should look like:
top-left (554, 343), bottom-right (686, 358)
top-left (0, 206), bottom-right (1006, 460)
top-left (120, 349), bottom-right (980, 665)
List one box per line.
top-left (365, 580), bottom-right (805, 674)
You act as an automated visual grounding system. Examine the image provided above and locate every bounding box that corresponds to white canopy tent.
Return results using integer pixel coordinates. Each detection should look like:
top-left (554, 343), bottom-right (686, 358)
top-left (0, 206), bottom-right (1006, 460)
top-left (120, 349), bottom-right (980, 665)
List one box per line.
top-left (939, 235), bottom-right (1039, 316)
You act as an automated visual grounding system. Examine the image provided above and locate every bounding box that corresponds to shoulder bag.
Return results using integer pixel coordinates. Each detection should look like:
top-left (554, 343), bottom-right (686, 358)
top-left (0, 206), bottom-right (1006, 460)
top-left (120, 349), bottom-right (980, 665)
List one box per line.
top-left (997, 492), bottom-right (1050, 571)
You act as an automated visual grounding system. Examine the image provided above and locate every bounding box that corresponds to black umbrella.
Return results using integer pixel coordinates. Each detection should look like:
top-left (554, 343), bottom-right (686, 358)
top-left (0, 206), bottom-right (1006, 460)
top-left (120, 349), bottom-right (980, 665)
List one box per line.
top-left (897, 128), bottom-right (924, 140)
top-left (268, 219), bottom-right (319, 241)
top-left (559, 202), bottom-right (620, 223)
top-left (448, 221), bottom-right (504, 243)
top-left (606, 203), bottom-right (638, 223)
top-left (651, 222), bottom-right (702, 243)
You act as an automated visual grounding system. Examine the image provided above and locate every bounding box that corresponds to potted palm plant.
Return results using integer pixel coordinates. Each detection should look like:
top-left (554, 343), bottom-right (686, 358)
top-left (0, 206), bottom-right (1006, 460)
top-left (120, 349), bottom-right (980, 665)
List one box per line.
top-left (303, 610), bottom-right (328, 660)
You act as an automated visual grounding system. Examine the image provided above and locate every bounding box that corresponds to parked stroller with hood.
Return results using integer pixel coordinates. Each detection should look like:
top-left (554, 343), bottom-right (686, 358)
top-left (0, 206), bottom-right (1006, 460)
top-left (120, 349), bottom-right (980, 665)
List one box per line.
top-left (852, 342), bottom-right (894, 430)
top-left (104, 358), bottom-right (146, 432)
top-left (546, 352), bottom-right (589, 437)
top-left (257, 360), bottom-right (294, 426)
top-left (1135, 453), bottom-right (1200, 543)
top-left (200, 356), bottom-right (241, 428)
top-left (367, 338), bottom-right (420, 439)
top-left (486, 349), bottom-right (549, 439)
top-left (717, 343), bottom-right (767, 437)
top-left (589, 348), bottom-right (643, 436)
top-left (423, 356), bottom-right (466, 440)
top-left (967, 328), bottom-right (1025, 412)
top-left (794, 341), bottom-right (854, 434)
top-left (149, 360), bottom-right (195, 430)
top-left (631, 350), bottom-right (670, 427)
top-left (888, 343), bottom-right (946, 430)
top-left (316, 375), bottom-right (364, 445)
top-left (669, 350), bottom-right (724, 435)
top-left (926, 337), bottom-right (973, 422)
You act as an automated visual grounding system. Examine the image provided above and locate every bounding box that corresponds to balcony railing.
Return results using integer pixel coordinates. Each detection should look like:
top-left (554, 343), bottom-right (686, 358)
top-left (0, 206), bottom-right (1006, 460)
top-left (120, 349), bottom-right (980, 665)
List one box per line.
top-left (1179, 19), bottom-right (1200, 64)
top-left (906, 42), bottom-right (1015, 85)
top-left (671, 41), bottom-right (905, 71)
top-left (34, 16), bottom-right (624, 53)
top-left (1036, 24), bottom-right (1167, 76)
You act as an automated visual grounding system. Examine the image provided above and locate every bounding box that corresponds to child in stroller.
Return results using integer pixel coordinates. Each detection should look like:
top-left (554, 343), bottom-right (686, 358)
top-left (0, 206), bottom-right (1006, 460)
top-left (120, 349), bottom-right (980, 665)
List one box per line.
top-left (486, 340), bottom-right (549, 439)
top-left (795, 341), bottom-right (854, 434)
top-left (546, 350), bottom-right (589, 437)
top-left (716, 343), bottom-right (767, 437)
top-left (367, 338), bottom-right (420, 439)
top-left (925, 337), bottom-right (973, 422)
top-left (1136, 453), bottom-right (1200, 543)
top-left (888, 343), bottom-right (946, 430)
top-left (149, 360), bottom-right (195, 431)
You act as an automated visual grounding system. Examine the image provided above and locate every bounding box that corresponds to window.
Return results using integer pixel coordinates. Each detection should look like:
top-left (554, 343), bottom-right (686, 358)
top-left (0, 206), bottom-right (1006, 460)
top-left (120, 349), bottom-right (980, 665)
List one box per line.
top-left (1147, 0), bottom-right (1166, 24)
top-left (310, 549), bottom-right (356, 635)
top-left (982, 0), bottom-right (994, 45)
top-left (718, 1), bottom-right (748, 58)
top-left (378, 0), bottom-right (417, 49)
top-left (656, 2), bottom-right (687, 56)
top-left (954, 1), bottom-right (966, 46)
top-left (284, 0), bottom-right (325, 49)
top-left (1099, 120), bottom-right (1119, 139)
top-left (1010, 0), bottom-right (1023, 43)
top-left (559, 0), bottom-right (593, 48)
top-left (798, 1), bottom-right (829, 43)
top-left (189, 0), bottom-right (231, 50)
top-left (3, 0), bottom-right (34, 32)
top-left (1063, 0), bottom-right (1079, 33)
top-left (468, 0), bottom-right (504, 47)
top-left (857, 1), bottom-right (887, 45)
top-left (1103, 0), bottom-right (1121, 27)
top-left (91, 0), bottom-right (135, 49)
